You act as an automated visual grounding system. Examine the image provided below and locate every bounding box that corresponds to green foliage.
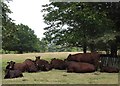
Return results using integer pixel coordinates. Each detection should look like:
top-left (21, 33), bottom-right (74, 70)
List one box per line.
top-left (2, 1), bottom-right (19, 52)
top-left (47, 43), bottom-right (81, 52)
top-left (2, 2), bottom-right (41, 53)
top-left (42, 2), bottom-right (117, 53)
top-left (39, 38), bottom-right (81, 52)
top-left (2, 23), bottom-right (41, 53)
top-left (2, 22), bottom-right (18, 51)
top-left (88, 3), bottom-right (120, 54)
top-left (12, 24), bottom-right (40, 53)
top-left (39, 38), bottom-right (49, 52)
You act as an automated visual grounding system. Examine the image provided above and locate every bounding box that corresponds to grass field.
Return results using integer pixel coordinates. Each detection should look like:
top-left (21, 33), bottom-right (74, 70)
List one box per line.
top-left (1, 52), bottom-right (119, 84)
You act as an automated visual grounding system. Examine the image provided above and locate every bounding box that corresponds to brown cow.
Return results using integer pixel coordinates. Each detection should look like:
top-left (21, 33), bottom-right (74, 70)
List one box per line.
top-left (6, 61), bottom-right (27, 72)
top-left (66, 52), bottom-right (100, 70)
top-left (24, 59), bottom-right (38, 72)
top-left (6, 60), bottom-right (38, 73)
top-left (66, 62), bottom-right (95, 73)
top-left (50, 58), bottom-right (66, 70)
top-left (100, 66), bottom-right (119, 73)
top-left (35, 57), bottom-right (52, 71)
top-left (4, 69), bottom-right (23, 79)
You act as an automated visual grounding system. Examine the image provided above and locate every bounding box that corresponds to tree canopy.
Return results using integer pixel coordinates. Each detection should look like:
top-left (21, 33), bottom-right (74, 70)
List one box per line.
top-left (42, 2), bottom-right (120, 55)
top-left (2, 1), bottom-right (41, 53)
top-left (2, 1), bottom-right (120, 54)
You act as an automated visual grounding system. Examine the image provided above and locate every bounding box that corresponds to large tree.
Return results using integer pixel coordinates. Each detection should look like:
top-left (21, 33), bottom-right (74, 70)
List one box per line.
top-left (90, 2), bottom-right (120, 56)
top-left (42, 2), bottom-right (115, 53)
top-left (2, 1), bottom-right (18, 52)
top-left (2, 1), bottom-right (41, 53)
top-left (10, 24), bottom-right (40, 53)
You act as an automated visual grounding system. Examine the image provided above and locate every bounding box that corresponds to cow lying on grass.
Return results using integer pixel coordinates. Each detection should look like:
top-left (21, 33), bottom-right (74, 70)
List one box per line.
top-left (66, 52), bottom-right (100, 70)
top-left (4, 69), bottom-right (23, 79)
top-left (6, 60), bottom-right (38, 73)
top-left (66, 61), bottom-right (95, 73)
top-left (50, 58), bottom-right (66, 70)
top-left (24, 59), bottom-right (38, 72)
top-left (35, 56), bottom-right (52, 71)
top-left (6, 61), bottom-right (27, 72)
top-left (100, 66), bottom-right (119, 73)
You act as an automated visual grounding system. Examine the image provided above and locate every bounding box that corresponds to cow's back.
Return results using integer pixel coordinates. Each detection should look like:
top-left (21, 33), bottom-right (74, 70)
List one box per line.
top-left (66, 53), bottom-right (100, 69)
top-left (50, 59), bottom-right (66, 70)
top-left (24, 59), bottom-right (38, 72)
top-left (78, 62), bottom-right (95, 72)
top-left (100, 66), bottom-right (119, 73)
top-left (35, 59), bottom-right (50, 71)
top-left (36, 59), bottom-right (49, 65)
top-left (14, 63), bottom-right (27, 72)
top-left (67, 62), bottom-right (95, 73)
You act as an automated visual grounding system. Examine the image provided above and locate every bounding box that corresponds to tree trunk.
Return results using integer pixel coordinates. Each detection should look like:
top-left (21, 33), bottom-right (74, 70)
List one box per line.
top-left (83, 34), bottom-right (87, 53)
top-left (110, 44), bottom-right (117, 57)
top-left (83, 39), bottom-right (87, 53)
top-left (110, 40), bottom-right (117, 57)
top-left (105, 49), bottom-right (110, 54)
top-left (83, 44), bottom-right (87, 53)
top-left (89, 41), bottom-right (96, 53)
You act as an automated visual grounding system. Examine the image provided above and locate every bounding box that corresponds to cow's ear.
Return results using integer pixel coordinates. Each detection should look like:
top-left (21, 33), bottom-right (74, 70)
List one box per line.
top-left (35, 56), bottom-right (40, 59)
top-left (38, 56), bottom-right (40, 59)
top-left (64, 59), bottom-right (67, 61)
top-left (7, 62), bottom-right (10, 64)
top-left (10, 61), bottom-right (13, 63)
top-left (13, 62), bottom-right (15, 64)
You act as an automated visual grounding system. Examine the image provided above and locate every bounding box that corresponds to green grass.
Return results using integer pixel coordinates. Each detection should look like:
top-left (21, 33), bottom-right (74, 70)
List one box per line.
top-left (0, 56), bottom-right (2, 85)
top-left (1, 52), bottom-right (119, 84)
top-left (2, 70), bottom-right (118, 84)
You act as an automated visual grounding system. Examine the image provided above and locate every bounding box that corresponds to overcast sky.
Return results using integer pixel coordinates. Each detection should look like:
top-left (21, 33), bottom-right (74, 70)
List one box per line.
top-left (7, 0), bottom-right (50, 39)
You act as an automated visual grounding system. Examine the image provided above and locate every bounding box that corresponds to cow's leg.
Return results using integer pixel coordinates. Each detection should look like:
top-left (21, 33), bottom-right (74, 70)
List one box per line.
top-left (67, 67), bottom-right (74, 73)
top-left (20, 74), bottom-right (23, 77)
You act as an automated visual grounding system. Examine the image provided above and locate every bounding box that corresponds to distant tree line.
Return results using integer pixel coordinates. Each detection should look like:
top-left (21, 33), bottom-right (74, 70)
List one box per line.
top-left (39, 38), bottom-right (81, 52)
top-left (2, 1), bottom-right (41, 53)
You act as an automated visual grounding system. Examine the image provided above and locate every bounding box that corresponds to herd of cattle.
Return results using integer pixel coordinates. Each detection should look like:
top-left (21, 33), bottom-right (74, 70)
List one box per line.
top-left (4, 52), bottom-right (120, 79)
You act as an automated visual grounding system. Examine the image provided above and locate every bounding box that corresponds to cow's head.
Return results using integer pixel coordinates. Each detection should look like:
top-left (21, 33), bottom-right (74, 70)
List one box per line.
top-left (43, 64), bottom-right (53, 71)
top-left (6, 61), bottom-right (15, 70)
top-left (50, 58), bottom-right (56, 63)
top-left (35, 56), bottom-right (41, 61)
top-left (68, 54), bottom-right (71, 57)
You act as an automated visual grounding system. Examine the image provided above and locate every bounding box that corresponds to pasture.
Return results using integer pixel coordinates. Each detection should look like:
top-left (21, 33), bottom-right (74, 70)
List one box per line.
top-left (1, 52), bottom-right (119, 84)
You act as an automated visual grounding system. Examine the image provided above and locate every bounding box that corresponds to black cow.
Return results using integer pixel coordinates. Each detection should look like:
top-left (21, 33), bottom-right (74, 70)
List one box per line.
top-left (6, 60), bottom-right (38, 73)
top-left (66, 52), bottom-right (100, 70)
top-left (6, 61), bottom-right (27, 72)
top-left (100, 66), bottom-right (119, 73)
top-left (4, 69), bottom-right (23, 79)
top-left (66, 61), bottom-right (96, 73)
top-left (35, 56), bottom-right (41, 61)
top-left (50, 58), bottom-right (66, 70)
